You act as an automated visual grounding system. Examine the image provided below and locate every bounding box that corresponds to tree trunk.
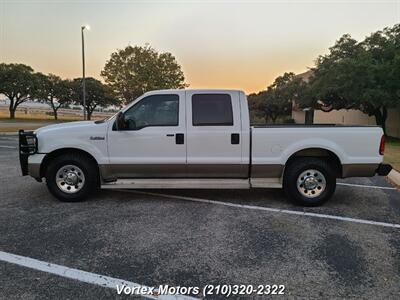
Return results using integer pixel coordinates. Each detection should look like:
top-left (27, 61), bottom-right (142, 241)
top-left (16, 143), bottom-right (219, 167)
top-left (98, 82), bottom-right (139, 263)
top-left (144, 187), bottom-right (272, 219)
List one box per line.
top-left (50, 102), bottom-right (58, 120)
top-left (8, 98), bottom-right (17, 119)
top-left (373, 106), bottom-right (387, 135)
top-left (87, 105), bottom-right (97, 121)
top-left (9, 107), bottom-right (16, 119)
top-left (8, 96), bottom-right (30, 119)
top-left (9, 99), bottom-right (16, 119)
top-left (305, 109), bottom-right (314, 124)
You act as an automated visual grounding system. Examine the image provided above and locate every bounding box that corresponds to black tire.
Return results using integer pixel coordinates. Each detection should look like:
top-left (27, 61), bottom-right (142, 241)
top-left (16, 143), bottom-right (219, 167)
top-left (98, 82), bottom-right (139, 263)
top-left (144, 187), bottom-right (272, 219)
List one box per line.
top-left (283, 157), bottom-right (336, 207)
top-left (45, 153), bottom-right (98, 202)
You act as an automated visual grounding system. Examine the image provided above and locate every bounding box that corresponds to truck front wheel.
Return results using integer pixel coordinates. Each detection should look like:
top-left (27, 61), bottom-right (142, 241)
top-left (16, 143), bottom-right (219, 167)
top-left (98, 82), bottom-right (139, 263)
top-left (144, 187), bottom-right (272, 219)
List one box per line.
top-left (283, 158), bottom-right (336, 206)
top-left (45, 153), bottom-right (98, 202)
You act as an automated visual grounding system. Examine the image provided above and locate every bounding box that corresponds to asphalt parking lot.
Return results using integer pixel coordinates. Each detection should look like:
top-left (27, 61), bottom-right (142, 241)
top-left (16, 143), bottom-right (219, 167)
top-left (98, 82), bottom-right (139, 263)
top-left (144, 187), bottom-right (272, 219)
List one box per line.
top-left (0, 135), bottom-right (399, 299)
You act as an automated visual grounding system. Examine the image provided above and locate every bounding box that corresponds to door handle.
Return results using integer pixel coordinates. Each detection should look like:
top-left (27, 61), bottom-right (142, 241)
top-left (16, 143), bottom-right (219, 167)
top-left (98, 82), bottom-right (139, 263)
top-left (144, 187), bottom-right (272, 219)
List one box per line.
top-left (175, 133), bottom-right (184, 144)
top-left (231, 133), bottom-right (240, 144)
top-left (166, 134), bottom-right (175, 137)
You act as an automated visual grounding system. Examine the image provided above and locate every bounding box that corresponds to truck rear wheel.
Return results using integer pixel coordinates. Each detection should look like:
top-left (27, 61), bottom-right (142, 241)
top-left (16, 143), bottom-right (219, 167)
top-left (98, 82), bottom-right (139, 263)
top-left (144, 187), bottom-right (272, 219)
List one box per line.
top-left (283, 157), bottom-right (336, 206)
top-left (45, 153), bottom-right (98, 202)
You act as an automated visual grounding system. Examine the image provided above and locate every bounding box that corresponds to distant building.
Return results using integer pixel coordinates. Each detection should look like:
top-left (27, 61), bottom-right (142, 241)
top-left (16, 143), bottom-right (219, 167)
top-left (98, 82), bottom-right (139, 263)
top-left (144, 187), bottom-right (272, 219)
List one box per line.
top-left (292, 71), bottom-right (400, 138)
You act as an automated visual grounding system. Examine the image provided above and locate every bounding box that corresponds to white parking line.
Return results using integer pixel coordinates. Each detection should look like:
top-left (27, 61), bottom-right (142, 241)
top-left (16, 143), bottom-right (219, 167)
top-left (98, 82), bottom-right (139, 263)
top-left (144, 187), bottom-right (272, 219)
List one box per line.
top-left (127, 190), bottom-right (400, 229)
top-left (337, 182), bottom-right (397, 190)
top-left (0, 145), bottom-right (17, 149)
top-left (0, 251), bottom-right (197, 300)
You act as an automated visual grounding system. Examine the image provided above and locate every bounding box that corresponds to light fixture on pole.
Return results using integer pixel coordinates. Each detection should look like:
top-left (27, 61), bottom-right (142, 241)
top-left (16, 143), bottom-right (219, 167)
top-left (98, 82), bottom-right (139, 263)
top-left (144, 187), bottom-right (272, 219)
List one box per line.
top-left (81, 25), bottom-right (90, 120)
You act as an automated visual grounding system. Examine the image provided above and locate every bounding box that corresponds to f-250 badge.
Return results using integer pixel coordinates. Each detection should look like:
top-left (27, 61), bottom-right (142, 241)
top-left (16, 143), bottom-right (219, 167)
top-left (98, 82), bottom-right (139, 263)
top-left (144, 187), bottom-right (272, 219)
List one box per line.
top-left (90, 136), bottom-right (105, 140)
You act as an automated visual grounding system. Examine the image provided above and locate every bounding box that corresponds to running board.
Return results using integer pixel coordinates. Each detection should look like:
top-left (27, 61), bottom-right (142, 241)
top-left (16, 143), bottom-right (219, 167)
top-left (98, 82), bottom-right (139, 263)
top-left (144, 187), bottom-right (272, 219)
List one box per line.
top-left (102, 178), bottom-right (250, 189)
top-left (101, 178), bottom-right (282, 189)
top-left (251, 178), bottom-right (282, 188)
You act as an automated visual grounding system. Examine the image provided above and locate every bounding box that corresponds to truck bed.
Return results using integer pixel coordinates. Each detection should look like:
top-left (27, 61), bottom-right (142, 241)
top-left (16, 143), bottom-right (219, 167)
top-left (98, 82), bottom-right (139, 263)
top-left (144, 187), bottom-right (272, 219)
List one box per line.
top-left (250, 125), bottom-right (383, 178)
top-left (252, 123), bottom-right (378, 128)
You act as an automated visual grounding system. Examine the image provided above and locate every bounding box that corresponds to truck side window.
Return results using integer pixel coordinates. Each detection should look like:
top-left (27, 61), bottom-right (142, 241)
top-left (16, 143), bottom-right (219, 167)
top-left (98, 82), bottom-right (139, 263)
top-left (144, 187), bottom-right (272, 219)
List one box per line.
top-left (124, 94), bottom-right (179, 130)
top-left (192, 94), bottom-right (233, 126)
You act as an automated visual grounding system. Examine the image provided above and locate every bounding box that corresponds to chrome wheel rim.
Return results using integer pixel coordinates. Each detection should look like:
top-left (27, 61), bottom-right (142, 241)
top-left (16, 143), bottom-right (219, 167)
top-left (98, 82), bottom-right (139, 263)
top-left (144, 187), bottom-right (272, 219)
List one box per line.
top-left (297, 169), bottom-right (326, 198)
top-left (55, 165), bottom-right (85, 194)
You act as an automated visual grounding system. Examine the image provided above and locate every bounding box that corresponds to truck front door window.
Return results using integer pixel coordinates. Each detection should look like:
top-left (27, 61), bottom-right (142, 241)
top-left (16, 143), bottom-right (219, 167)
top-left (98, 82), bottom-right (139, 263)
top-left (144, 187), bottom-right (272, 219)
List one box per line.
top-left (124, 94), bottom-right (179, 130)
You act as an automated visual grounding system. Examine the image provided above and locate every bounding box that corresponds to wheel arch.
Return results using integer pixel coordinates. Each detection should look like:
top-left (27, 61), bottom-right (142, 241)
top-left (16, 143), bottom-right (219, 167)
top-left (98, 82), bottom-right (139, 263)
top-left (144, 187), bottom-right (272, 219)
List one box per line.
top-left (284, 147), bottom-right (342, 178)
top-left (40, 148), bottom-right (99, 179)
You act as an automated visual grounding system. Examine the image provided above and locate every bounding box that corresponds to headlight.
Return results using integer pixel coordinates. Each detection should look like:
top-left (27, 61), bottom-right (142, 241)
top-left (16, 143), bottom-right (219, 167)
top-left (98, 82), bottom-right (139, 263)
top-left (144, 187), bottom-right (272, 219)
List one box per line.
top-left (19, 130), bottom-right (38, 155)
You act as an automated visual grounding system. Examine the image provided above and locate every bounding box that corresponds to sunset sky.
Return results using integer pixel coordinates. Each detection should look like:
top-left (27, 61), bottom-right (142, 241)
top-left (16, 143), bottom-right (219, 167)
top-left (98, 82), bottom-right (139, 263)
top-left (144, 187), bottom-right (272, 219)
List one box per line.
top-left (1, 0), bottom-right (399, 94)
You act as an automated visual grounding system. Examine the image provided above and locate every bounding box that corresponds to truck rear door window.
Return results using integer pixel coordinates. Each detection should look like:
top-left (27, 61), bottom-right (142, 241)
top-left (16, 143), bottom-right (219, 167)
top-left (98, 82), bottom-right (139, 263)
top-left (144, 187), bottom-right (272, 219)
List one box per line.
top-left (192, 94), bottom-right (233, 126)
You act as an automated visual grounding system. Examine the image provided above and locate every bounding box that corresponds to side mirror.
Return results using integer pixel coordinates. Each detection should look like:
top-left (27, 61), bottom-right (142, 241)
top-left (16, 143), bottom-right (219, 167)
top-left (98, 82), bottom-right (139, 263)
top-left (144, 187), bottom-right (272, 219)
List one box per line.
top-left (115, 112), bottom-right (126, 130)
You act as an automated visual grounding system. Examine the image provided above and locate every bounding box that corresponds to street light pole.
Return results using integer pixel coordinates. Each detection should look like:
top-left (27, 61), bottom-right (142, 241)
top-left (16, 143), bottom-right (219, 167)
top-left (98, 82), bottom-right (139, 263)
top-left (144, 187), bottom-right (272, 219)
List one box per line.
top-left (81, 25), bottom-right (88, 120)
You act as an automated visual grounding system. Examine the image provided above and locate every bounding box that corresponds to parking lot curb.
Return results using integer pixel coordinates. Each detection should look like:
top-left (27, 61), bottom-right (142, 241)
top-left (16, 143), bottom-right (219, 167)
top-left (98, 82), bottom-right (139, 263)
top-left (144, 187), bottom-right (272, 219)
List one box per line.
top-left (388, 169), bottom-right (400, 187)
top-left (0, 132), bottom-right (18, 136)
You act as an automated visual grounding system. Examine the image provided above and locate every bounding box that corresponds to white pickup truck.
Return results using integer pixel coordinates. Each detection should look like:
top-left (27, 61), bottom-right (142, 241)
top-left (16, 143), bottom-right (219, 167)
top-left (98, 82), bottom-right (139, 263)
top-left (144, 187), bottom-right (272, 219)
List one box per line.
top-left (19, 89), bottom-right (391, 206)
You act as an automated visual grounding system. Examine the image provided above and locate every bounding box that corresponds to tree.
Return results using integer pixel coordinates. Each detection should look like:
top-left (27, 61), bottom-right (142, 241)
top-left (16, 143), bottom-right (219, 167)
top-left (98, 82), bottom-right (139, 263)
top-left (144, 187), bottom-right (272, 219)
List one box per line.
top-left (70, 78), bottom-right (118, 120)
top-left (272, 72), bottom-right (309, 113)
top-left (305, 24), bottom-right (400, 133)
top-left (248, 89), bottom-right (275, 123)
top-left (357, 24), bottom-right (400, 133)
top-left (101, 45), bottom-right (187, 104)
top-left (250, 88), bottom-right (290, 123)
top-left (34, 73), bottom-right (71, 120)
top-left (0, 63), bottom-right (36, 118)
top-left (248, 72), bottom-right (306, 123)
top-left (303, 35), bottom-right (363, 111)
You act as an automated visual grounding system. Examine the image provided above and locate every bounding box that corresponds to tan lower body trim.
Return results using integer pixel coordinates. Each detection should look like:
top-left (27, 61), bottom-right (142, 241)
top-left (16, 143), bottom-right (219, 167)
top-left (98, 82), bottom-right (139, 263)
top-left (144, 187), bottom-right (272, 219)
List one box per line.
top-left (99, 164), bottom-right (186, 180)
top-left (99, 164), bottom-right (248, 180)
top-left (28, 163), bottom-right (41, 179)
top-left (251, 164), bottom-right (284, 178)
top-left (99, 162), bottom-right (379, 181)
top-left (342, 164), bottom-right (378, 178)
top-left (186, 164), bottom-right (248, 178)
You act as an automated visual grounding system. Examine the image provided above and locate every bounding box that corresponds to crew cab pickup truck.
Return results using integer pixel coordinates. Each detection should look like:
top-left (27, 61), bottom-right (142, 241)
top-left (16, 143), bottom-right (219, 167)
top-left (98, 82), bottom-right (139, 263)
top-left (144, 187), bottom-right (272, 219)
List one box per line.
top-left (19, 89), bottom-right (392, 206)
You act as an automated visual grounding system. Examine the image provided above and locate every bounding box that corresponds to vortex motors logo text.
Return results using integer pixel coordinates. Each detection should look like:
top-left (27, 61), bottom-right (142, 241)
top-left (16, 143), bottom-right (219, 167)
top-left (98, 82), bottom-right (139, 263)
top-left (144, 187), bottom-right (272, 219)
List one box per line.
top-left (116, 284), bottom-right (200, 296)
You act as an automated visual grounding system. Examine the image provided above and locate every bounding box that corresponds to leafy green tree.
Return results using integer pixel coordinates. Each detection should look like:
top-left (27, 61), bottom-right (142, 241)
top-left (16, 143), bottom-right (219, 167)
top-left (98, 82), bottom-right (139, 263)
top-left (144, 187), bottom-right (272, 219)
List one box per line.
top-left (272, 72), bottom-right (309, 113)
top-left (248, 72), bottom-right (307, 123)
top-left (305, 24), bottom-right (400, 133)
top-left (70, 78), bottom-right (118, 120)
top-left (248, 89), bottom-right (275, 123)
top-left (357, 24), bottom-right (400, 133)
top-left (0, 63), bottom-right (36, 118)
top-left (34, 73), bottom-right (71, 120)
top-left (101, 45), bottom-right (187, 104)
top-left (250, 88), bottom-right (290, 123)
top-left (302, 35), bottom-right (362, 111)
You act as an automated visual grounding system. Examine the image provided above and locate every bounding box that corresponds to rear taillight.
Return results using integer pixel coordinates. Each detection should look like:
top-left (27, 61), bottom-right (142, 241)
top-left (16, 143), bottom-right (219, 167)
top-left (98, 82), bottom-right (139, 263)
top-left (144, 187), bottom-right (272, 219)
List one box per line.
top-left (379, 135), bottom-right (385, 155)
